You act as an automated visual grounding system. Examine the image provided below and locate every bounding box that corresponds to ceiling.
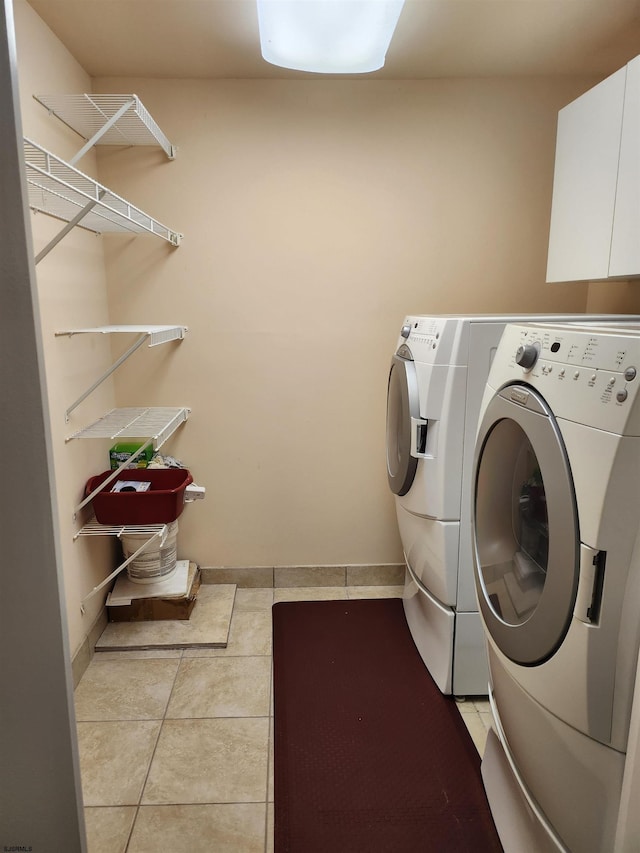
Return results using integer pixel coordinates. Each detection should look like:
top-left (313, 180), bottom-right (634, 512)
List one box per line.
top-left (26, 0), bottom-right (640, 80)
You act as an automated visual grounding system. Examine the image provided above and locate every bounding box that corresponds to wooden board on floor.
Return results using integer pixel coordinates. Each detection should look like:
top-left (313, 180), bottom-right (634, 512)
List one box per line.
top-left (108, 562), bottom-right (200, 622)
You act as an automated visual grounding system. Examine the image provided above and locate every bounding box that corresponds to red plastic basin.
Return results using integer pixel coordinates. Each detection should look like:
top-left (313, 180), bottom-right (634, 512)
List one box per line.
top-left (86, 468), bottom-right (193, 525)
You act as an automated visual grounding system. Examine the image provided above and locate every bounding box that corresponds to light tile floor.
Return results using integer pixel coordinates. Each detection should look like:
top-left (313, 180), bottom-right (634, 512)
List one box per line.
top-left (76, 586), bottom-right (492, 852)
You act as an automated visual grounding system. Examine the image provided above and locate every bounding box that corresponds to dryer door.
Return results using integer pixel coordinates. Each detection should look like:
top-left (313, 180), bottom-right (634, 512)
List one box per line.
top-left (473, 383), bottom-right (579, 665)
top-left (386, 346), bottom-right (420, 496)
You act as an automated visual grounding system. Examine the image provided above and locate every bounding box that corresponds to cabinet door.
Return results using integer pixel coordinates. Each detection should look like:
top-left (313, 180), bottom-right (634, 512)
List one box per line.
top-left (546, 67), bottom-right (626, 283)
top-left (610, 56), bottom-right (640, 278)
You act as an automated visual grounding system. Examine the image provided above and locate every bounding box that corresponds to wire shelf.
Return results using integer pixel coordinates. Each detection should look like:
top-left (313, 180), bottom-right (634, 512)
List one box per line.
top-left (67, 406), bottom-right (190, 446)
top-left (75, 517), bottom-right (169, 609)
top-left (74, 518), bottom-right (167, 540)
top-left (55, 325), bottom-right (188, 347)
top-left (23, 138), bottom-right (182, 245)
top-left (34, 94), bottom-right (176, 158)
top-left (55, 327), bottom-right (188, 419)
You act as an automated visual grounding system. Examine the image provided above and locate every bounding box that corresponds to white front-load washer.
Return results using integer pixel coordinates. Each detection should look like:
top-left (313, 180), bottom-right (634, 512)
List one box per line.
top-left (386, 314), bottom-right (638, 697)
top-left (472, 322), bottom-right (640, 853)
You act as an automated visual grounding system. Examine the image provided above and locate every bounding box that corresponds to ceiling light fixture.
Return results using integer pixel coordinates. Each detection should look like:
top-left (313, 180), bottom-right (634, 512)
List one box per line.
top-left (256, 0), bottom-right (406, 74)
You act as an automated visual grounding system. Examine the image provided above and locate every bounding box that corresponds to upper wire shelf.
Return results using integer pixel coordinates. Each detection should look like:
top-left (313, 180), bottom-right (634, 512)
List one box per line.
top-left (34, 93), bottom-right (176, 159)
top-left (23, 138), bottom-right (182, 251)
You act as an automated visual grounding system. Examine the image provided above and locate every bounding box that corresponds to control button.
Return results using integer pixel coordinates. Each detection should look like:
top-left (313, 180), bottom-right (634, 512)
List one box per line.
top-left (617, 389), bottom-right (629, 403)
top-left (515, 343), bottom-right (540, 370)
top-left (401, 324), bottom-right (411, 339)
top-left (608, 377), bottom-right (616, 386)
top-left (547, 365), bottom-right (553, 373)
top-left (559, 368), bottom-right (565, 377)
top-left (574, 372), bottom-right (580, 380)
top-left (591, 374), bottom-right (597, 383)
top-left (625, 367), bottom-right (637, 382)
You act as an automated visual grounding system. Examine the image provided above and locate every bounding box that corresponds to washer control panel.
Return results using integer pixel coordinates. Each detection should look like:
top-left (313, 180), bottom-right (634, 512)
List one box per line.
top-left (513, 323), bottom-right (639, 371)
top-left (494, 323), bottom-right (640, 435)
top-left (400, 316), bottom-right (444, 348)
top-left (395, 316), bottom-right (458, 365)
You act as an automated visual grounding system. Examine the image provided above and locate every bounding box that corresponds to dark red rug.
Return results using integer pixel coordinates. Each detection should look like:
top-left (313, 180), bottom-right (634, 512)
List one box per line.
top-left (273, 598), bottom-right (502, 853)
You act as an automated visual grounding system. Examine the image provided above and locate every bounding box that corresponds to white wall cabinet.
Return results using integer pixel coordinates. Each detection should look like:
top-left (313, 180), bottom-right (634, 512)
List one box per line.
top-left (610, 57), bottom-right (640, 278)
top-left (546, 65), bottom-right (626, 283)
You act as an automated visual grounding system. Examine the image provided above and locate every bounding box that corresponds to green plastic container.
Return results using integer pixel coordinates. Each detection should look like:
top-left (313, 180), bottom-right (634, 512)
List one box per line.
top-left (109, 442), bottom-right (154, 470)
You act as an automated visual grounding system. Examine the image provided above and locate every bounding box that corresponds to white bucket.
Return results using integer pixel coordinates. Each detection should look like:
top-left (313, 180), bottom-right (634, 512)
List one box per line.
top-left (121, 520), bottom-right (179, 584)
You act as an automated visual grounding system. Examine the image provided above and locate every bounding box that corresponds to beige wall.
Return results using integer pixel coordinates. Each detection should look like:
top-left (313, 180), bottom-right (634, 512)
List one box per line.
top-left (586, 279), bottom-right (640, 313)
top-left (16, 0), bottom-right (640, 655)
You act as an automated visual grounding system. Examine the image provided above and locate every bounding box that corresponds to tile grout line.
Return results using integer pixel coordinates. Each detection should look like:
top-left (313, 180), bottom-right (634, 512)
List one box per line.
top-left (125, 647), bottom-right (185, 851)
top-left (265, 631), bottom-right (275, 853)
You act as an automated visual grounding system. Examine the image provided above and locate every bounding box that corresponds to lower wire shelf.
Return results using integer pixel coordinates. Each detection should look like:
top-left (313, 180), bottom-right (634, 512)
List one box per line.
top-left (75, 517), bottom-right (168, 611)
top-left (67, 406), bottom-right (190, 444)
top-left (75, 518), bottom-right (167, 540)
top-left (68, 407), bottom-right (190, 514)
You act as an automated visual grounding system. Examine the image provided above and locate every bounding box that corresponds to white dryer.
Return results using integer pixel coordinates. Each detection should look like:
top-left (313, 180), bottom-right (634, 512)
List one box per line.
top-left (472, 322), bottom-right (640, 852)
top-left (385, 314), bottom-right (636, 697)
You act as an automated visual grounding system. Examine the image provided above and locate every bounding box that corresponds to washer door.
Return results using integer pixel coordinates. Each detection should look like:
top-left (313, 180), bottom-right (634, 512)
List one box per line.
top-left (473, 383), bottom-right (579, 665)
top-left (386, 346), bottom-right (419, 496)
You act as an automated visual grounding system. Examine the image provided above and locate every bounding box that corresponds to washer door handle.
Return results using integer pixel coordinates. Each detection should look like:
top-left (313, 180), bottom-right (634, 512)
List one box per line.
top-left (410, 416), bottom-right (428, 457)
top-left (574, 545), bottom-right (606, 624)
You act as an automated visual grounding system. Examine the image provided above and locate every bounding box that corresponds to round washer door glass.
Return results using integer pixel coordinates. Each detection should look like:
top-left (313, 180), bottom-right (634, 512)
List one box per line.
top-left (386, 349), bottom-right (419, 496)
top-left (473, 384), bottom-right (579, 665)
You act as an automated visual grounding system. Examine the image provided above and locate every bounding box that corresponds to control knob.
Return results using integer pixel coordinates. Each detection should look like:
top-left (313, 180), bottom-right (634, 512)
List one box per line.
top-left (400, 324), bottom-right (412, 339)
top-left (515, 343), bottom-right (540, 370)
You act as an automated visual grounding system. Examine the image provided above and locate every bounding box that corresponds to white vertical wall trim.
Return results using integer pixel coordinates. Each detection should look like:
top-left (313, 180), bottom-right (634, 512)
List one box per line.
top-left (0, 1), bottom-right (86, 849)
